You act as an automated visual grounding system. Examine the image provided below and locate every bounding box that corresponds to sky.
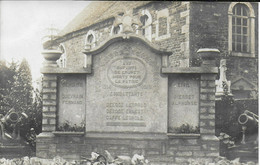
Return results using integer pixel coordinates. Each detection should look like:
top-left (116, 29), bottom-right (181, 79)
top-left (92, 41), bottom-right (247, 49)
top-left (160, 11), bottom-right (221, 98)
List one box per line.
top-left (0, 1), bottom-right (90, 82)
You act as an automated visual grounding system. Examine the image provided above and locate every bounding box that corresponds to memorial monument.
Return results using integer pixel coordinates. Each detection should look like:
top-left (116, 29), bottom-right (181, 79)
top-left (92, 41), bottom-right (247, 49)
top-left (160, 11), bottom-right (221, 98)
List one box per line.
top-left (37, 7), bottom-right (220, 164)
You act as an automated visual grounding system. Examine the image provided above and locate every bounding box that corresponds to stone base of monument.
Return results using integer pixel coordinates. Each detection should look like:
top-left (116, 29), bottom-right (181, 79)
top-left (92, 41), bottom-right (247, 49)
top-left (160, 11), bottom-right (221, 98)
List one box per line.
top-left (36, 132), bottom-right (220, 164)
top-left (0, 140), bottom-right (32, 158)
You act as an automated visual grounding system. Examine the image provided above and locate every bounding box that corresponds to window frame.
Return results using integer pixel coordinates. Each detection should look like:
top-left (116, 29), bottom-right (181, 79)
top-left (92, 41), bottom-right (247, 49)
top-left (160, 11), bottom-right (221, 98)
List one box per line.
top-left (110, 24), bottom-right (123, 36)
top-left (141, 9), bottom-right (152, 41)
top-left (228, 2), bottom-right (255, 57)
top-left (85, 30), bottom-right (96, 46)
top-left (155, 8), bottom-right (171, 41)
top-left (57, 44), bottom-right (66, 68)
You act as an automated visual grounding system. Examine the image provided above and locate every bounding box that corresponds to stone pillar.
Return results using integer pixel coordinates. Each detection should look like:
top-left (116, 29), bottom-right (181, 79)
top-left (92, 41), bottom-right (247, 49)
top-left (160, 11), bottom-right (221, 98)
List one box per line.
top-left (36, 74), bottom-right (58, 158)
top-left (200, 73), bottom-right (219, 156)
top-left (41, 49), bottom-right (62, 132)
top-left (198, 48), bottom-right (220, 158)
top-left (42, 75), bottom-right (57, 132)
top-left (36, 49), bottom-right (61, 158)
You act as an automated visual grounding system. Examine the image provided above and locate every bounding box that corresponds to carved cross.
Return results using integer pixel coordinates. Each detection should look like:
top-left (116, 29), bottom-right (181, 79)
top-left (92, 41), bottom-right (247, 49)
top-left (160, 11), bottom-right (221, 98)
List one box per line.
top-left (113, 8), bottom-right (142, 34)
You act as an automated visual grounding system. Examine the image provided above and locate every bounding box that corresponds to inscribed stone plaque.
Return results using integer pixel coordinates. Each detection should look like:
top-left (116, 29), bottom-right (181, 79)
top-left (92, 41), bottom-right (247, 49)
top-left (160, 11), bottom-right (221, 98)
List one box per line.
top-left (86, 40), bottom-right (168, 133)
top-left (168, 75), bottom-right (199, 132)
top-left (58, 75), bottom-right (85, 126)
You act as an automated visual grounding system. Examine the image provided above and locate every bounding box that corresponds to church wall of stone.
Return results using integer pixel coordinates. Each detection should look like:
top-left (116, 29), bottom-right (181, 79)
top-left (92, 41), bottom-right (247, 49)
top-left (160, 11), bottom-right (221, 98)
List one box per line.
top-left (60, 2), bottom-right (191, 68)
top-left (59, 2), bottom-right (258, 88)
top-left (190, 2), bottom-right (258, 85)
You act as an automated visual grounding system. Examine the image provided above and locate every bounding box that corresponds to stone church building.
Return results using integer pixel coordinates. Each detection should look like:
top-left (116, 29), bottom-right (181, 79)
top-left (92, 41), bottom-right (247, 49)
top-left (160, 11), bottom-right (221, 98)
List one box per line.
top-left (46, 1), bottom-right (258, 100)
top-left (39, 1), bottom-right (258, 164)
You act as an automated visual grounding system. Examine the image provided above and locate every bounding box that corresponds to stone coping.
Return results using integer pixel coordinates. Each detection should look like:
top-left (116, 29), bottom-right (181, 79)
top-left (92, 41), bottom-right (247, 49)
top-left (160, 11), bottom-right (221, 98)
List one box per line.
top-left (37, 132), bottom-right (220, 143)
top-left (52, 131), bottom-right (85, 136)
top-left (162, 67), bottom-right (218, 74)
top-left (167, 133), bottom-right (200, 139)
top-left (83, 33), bottom-right (172, 56)
top-left (37, 132), bottom-right (170, 140)
top-left (201, 135), bottom-right (220, 141)
top-left (37, 132), bottom-right (207, 140)
top-left (37, 132), bottom-right (55, 138)
top-left (197, 48), bottom-right (220, 53)
top-left (40, 67), bottom-right (91, 74)
top-left (0, 145), bottom-right (26, 149)
top-left (84, 132), bottom-right (169, 140)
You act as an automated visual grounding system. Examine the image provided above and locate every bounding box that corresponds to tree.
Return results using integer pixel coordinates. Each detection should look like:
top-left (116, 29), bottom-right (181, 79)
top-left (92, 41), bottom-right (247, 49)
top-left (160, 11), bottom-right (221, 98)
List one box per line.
top-left (31, 86), bottom-right (42, 135)
top-left (11, 59), bottom-right (36, 140)
top-left (11, 59), bottom-right (33, 112)
top-left (0, 59), bottom-right (42, 149)
top-left (0, 60), bottom-right (18, 113)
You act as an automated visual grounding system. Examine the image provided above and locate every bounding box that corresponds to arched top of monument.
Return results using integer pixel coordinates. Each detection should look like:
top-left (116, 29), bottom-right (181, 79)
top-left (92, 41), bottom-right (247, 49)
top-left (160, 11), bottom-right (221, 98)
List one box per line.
top-left (82, 33), bottom-right (172, 56)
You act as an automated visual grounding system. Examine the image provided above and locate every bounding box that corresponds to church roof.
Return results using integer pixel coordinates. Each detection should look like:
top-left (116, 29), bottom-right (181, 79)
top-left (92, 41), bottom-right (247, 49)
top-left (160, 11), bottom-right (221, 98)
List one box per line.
top-left (59, 1), bottom-right (151, 36)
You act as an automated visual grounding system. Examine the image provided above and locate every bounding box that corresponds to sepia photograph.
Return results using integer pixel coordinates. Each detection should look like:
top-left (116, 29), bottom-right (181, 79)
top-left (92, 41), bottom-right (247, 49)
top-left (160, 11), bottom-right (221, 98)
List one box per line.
top-left (0, 1), bottom-right (258, 164)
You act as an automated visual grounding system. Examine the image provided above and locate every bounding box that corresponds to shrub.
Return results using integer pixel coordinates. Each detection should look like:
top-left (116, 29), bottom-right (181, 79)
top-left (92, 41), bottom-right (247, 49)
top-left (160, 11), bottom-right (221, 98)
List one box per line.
top-left (169, 123), bottom-right (200, 134)
top-left (57, 120), bottom-right (85, 132)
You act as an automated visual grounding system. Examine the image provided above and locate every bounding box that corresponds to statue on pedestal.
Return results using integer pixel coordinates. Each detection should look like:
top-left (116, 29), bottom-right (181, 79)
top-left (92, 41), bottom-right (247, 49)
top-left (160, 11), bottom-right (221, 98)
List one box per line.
top-left (215, 59), bottom-right (232, 97)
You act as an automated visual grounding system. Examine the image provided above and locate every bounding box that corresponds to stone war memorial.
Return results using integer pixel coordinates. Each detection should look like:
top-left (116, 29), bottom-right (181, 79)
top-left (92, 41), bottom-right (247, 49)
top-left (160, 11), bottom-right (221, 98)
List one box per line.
top-left (38, 17), bottom-right (219, 165)
top-left (38, 5), bottom-right (221, 164)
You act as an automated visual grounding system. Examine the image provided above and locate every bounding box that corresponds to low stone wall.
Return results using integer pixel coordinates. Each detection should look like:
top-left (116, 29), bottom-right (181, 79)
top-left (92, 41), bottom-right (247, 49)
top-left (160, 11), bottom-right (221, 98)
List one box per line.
top-left (36, 133), bottom-right (219, 164)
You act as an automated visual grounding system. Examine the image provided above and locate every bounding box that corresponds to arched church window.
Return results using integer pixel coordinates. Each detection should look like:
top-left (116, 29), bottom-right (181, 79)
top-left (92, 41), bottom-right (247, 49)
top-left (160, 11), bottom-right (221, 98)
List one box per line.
top-left (141, 10), bottom-right (152, 41)
top-left (140, 15), bottom-right (149, 35)
top-left (57, 44), bottom-right (66, 68)
top-left (110, 24), bottom-right (123, 35)
top-left (232, 4), bottom-right (249, 53)
top-left (113, 26), bottom-right (121, 34)
top-left (228, 2), bottom-right (255, 57)
top-left (87, 34), bottom-right (94, 44)
top-left (85, 30), bottom-right (96, 50)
